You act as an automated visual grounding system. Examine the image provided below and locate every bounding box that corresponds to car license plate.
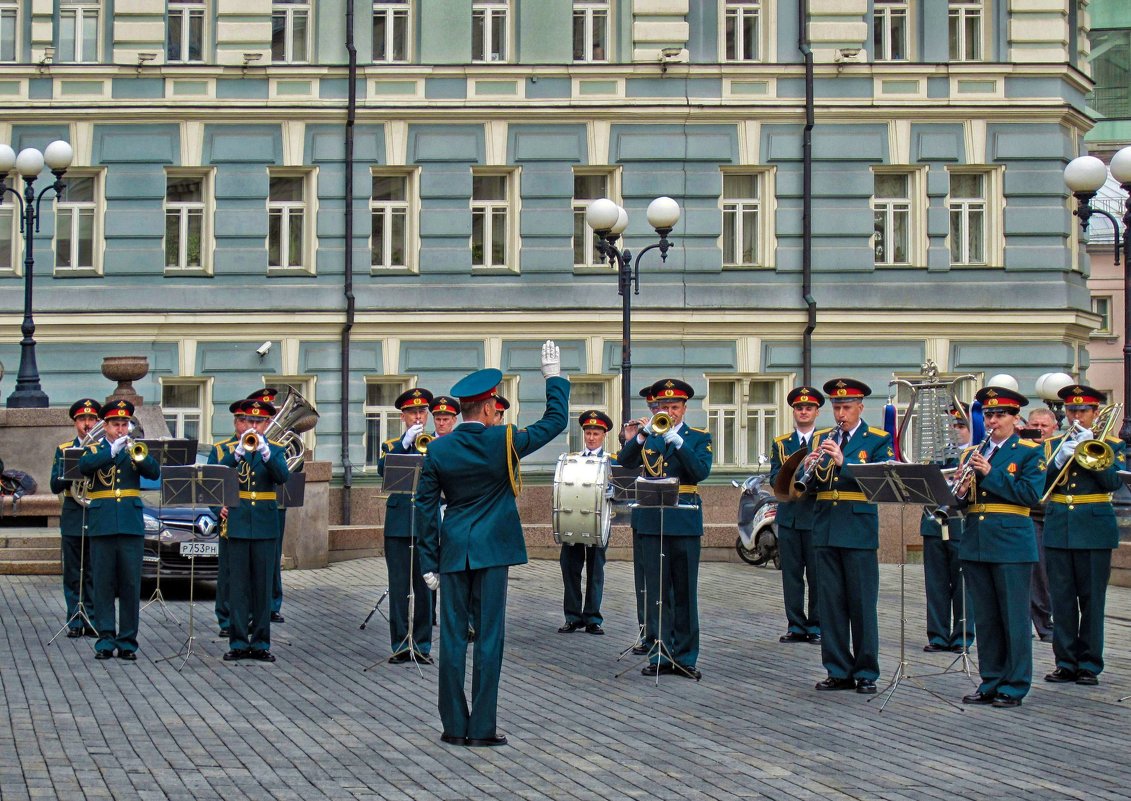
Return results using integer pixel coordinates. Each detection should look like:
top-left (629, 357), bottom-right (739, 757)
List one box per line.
top-left (179, 542), bottom-right (219, 557)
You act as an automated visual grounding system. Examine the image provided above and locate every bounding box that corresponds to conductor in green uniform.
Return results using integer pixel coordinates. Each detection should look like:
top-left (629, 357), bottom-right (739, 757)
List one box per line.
top-left (1041, 384), bottom-right (1126, 687)
top-left (957, 386), bottom-right (1044, 708)
top-left (79, 400), bottom-right (161, 660)
top-left (219, 399), bottom-right (290, 663)
top-left (417, 341), bottom-right (568, 748)
top-left (618, 378), bottom-right (714, 681)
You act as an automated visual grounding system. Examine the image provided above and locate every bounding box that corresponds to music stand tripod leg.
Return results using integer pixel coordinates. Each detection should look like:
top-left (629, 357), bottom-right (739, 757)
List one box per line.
top-left (359, 588), bottom-right (390, 630)
top-left (367, 495), bottom-right (424, 678)
top-left (156, 493), bottom-right (208, 670)
top-left (48, 511), bottom-right (97, 647)
top-left (142, 490), bottom-right (180, 625)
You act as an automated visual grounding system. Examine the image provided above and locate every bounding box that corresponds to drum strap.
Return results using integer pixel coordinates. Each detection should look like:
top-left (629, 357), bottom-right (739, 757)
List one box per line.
top-left (506, 425), bottom-right (522, 496)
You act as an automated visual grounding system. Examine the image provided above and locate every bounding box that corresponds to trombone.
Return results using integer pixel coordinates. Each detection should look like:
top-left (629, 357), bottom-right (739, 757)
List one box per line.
top-left (1039, 402), bottom-right (1122, 505)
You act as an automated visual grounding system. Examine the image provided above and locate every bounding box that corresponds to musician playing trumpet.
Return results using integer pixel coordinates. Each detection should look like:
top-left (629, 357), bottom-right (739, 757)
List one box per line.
top-left (1040, 385), bottom-right (1126, 687)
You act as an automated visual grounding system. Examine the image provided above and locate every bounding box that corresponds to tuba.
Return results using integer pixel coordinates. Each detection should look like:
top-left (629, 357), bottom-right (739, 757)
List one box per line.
top-left (262, 386), bottom-right (319, 471)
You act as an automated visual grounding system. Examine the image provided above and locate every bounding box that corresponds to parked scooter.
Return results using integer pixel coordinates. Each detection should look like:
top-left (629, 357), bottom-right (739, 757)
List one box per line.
top-left (732, 474), bottom-right (779, 568)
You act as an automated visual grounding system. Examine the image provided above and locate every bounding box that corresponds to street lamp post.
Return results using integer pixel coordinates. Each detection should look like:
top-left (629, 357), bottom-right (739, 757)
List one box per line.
top-left (1064, 147), bottom-right (1131, 442)
top-left (584, 196), bottom-right (681, 425)
top-left (0, 140), bottom-right (73, 408)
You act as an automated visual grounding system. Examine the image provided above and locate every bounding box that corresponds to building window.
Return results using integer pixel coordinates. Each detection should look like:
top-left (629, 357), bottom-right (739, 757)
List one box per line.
top-left (55, 173), bottom-right (100, 275)
top-left (724, 0), bottom-right (760, 62)
top-left (1089, 28), bottom-right (1131, 120)
top-left (573, 1), bottom-right (608, 63)
top-left (472, 0), bottom-right (507, 63)
top-left (59, 0), bottom-right (100, 63)
top-left (162, 380), bottom-right (207, 442)
top-left (371, 170), bottom-right (416, 272)
top-left (1092, 296), bottom-right (1112, 335)
top-left (272, 0), bottom-right (310, 63)
top-left (873, 0), bottom-right (907, 61)
top-left (722, 172), bottom-right (763, 268)
top-left (873, 172), bottom-right (911, 266)
top-left (373, 1), bottom-right (409, 63)
top-left (0, 197), bottom-right (14, 275)
top-left (948, 1), bottom-right (982, 62)
top-left (948, 171), bottom-right (987, 266)
top-left (167, 0), bottom-right (204, 63)
top-left (267, 171), bottom-right (314, 272)
top-left (165, 171), bottom-right (211, 273)
top-left (706, 377), bottom-right (782, 468)
top-left (573, 169), bottom-right (616, 270)
top-left (566, 378), bottom-right (611, 452)
top-left (0, 0), bottom-right (18, 62)
top-left (364, 379), bottom-right (409, 467)
top-left (471, 170), bottom-right (516, 271)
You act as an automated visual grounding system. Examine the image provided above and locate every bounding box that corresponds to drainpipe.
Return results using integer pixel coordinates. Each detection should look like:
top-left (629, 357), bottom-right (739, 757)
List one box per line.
top-left (799, 0), bottom-right (815, 385)
top-left (340, 0), bottom-right (357, 524)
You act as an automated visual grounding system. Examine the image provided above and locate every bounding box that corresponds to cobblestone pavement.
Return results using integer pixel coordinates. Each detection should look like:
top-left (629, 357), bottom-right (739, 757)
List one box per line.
top-left (3, 557), bottom-right (1131, 801)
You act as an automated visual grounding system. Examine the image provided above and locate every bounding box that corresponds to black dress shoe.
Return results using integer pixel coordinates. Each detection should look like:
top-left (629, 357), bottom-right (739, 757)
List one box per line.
top-left (218, 628), bottom-right (230, 638)
top-left (557, 621), bottom-right (583, 633)
top-left (223, 649), bottom-right (248, 661)
top-left (412, 652), bottom-right (435, 665)
top-left (856, 679), bottom-right (877, 694)
top-left (66, 628), bottom-right (84, 639)
top-left (992, 696), bottom-right (1022, 708)
top-left (1076, 670), bottom-right (1099, 686)
top-left (923, 643), bottom-right (947, 653)
top-left (779, 632), bottom-right (808, 643)
top-left (585, 623), bottom-right (605, 635)
top-left (466, 735), bottom-right (507, 747)
top-left (248, 649), bottom-right (276, 662)
top-left (950, 644), bottom-right (968, 653)
top-left (814, 677), bottom-right (855, 691)
top-left (641, 663), bottom-right (673, 677)
top-left (388, 651), bottom-right (411, 664)
top-left (440, 733), bottom-right (467, 746)
top-left (806, 633), bottom-right (822, 644)
top-left (270, 612), bottom-right (285, 624)
top-left (674, 665), bottom-right (702, 681)
top-left (1045, 667), bottom-right (1078, 683)
top-left (118, 651), bottom-right (137, 661)
top-left (95, 650), bottom-right (114, 660)
top-left (962, 691), bottom-right (995, 705)
top-left (631, 642), bottom-right (651, 655)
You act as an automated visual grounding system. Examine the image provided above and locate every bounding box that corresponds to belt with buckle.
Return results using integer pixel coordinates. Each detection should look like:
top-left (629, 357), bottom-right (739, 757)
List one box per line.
top-left (86, 489), bottom-right (140, 500)
top-left (1047, 493), bottom-right (1112, 505)
top-left (968, 503), bottom-right (1029, 516)
top-left (239, 491), bottom-right (277, 500)
top-left (816, 491), bottom-right (868, 502)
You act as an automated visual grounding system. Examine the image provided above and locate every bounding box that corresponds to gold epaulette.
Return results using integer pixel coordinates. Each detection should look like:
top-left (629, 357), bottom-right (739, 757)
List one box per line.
top-left (1017, 439), bottom-right (1039, 448)
top-left (58, 440), bottom-right (74, 449)
top-left (773, 433), bottom-right (791, 443)
top-left (868, 426), bottom-right (888, 436)
top-left (815, 427), bottom-right (834, 436)
top-left (269, 438), bottom-right (285, 447)
top-left (688, 425), bottom-right (709, 434)
top-left (1106, 435), bottom-right (1123, 445)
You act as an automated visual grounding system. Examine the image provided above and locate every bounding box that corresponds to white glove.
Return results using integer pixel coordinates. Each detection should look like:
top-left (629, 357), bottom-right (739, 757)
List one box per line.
top-left (643, 418), bottom-right (656, 436)
top-left (422, 572), bottom-right (440, 591)
top-left (110, 436), bottom-right (128, 456)
top-left (258, 437), bottom-right (271, 459)
top-left (1054, 437), bottom-right (1076, 468)
top-left (1075, 429), bottom-right (1094, 443)
top-left (541, 340), bottom-right (561, 378)
top-left (235, 444), bottom-right (247, 461)
top-left (401, 423), bottom-right (424, 450)
top-left (662, 429), bottom-right (684, 449)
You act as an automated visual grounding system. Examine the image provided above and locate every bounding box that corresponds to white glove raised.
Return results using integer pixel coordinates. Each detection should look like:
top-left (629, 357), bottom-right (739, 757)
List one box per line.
top-left (422, 572), bottom-right (440, 591)
top-left (540, 339), bottom-right (561, 378)
top-left (1075, 429), bottom-right (1094, 442)
top-left (258, 437), bottom-right (271, 459)
top-left (1053, 437), bottom-right (1076, 469)
top-left (662, 429), bottom-right (684, 449)
top-left (235, 443), bottom-right (248, 461)
top-left (401, 422), bottom-right (424, 450)
top-left (110, 436), bottom-right (129, 456)
top-left (643, 418), bottom-right (656, 436)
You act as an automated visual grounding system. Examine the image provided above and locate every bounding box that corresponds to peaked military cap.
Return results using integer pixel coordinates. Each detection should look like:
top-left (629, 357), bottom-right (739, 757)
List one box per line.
top-left (69, 398), bottom-right (102, 420)
top-left (975, 386), bottom-right (1028, 411)
top-left (639, 385), bottom-right (656, 403)
top-left (1058, 384), bottom-right (1105, 408)
top-left (395, 387), bottom-right (434, 411)
top-left (451, 368), bottom-right (502, 404)
top-left (950, 401), bottom-right (971, 423)
top-left (823, 378), bottom-right (871, 401)
top-left (238, 398), bottom-right (276, 418)
top-left (650, 378), bottom-right (695, 402)
top-left (579, 410), bottom-right (613, 431)
top-left (247, 387), bottom-right (279, 403)
top-left (494, 394), bottom-right (511, 412)
top-left (787, 386), bottom-right (825, 408)
top-left (430, 395), bottom-right (460, 416)
top-left (101, 399), bottom-right (135, 420)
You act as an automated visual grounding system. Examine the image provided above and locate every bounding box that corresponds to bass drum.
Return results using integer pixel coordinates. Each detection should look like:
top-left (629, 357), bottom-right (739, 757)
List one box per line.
top-left (552, 453), bottom-right (612, 548)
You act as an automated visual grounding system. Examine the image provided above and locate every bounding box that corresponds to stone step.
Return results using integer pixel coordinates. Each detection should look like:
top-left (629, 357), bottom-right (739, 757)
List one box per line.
top-left (0, 533), bottom-right (62, 549)
top-left (0, 547), bottom-right (60, 561)
top-left (328, 524), bottom-right (381, 552)
top-left (0, 560), bottom-right (62, 576)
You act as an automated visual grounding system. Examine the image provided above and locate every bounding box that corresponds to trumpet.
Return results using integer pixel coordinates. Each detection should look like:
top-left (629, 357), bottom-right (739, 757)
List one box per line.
top-left (126, 439), bottom-right (148, 463)
top-left (650, 412), bottom-right (673, 435)
top-left (241, 430), bottom-right (261, 451)
top-left (414, 432), bottom-right (433, 454)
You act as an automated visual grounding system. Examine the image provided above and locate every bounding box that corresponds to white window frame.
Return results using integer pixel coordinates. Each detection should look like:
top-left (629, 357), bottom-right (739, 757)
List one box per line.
top-left (572, 167), bottom-right (619, 273)
top-left (370, 168), bottom-right (418, 274)
top-left (372, 0), bottom-right (410, 63)
top-left (364, 376), bottom-right (412, 469)
top-left (722, 0), bottom-right (761, 63)
top-left (53, 170), bottom-right (103, 277)
top-left (720, 167), bottom-right (775, 270)
top-left (271, 0), bottom-right (311, 64)
top-left (472, 0), bottom-right (508, 63)
top-left (58, 0), bottom-right (100, 63)
top-left (160, 378), bottom-right (211, 444)
top-left (873, 0), bottom-right (909, 62)
top-left (167, 0), bottom-right (205, 63)
top-left (1091, 295), bottom-right (1113, 336)
top-left (471, 168), bottom-right (519, 273)
top-left (0, 0), bottom-right (20, 63)
top-left (164, 169), bottom-right (213, 275)
top-left (496, 374), bottom-right (519, 426)
top-left (0, 188), bottom-right (16, 275)
top-left (267, 168), bottom-right (317, 275)
top-left (705, 375), bottom-right (787, 469)
top-left (566, 375), bottom-right (614, 452)
top-left (947, 167), bottom-right (1002, 268)
top-left (871, 167), bottom-right (927, 268)
top-left (948, 0), bottom-right (984, 62)
top-left (572, 0), bottom-right (609, 64)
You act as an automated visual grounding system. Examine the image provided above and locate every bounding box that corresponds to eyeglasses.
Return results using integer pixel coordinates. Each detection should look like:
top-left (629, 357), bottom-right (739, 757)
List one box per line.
top-left (982, 410), bottom-right (1011, 419)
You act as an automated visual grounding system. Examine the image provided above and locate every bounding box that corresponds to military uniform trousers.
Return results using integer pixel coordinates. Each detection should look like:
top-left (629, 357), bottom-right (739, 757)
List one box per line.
top-left (815, 546), bottom-right (879, 681)
top-left (640, 533), bottom-right (700, 668)
top-left (61, 532), bottom-right (96, 630)
top-left (227, 537), bottom-right (275, 652)
top-left (438, 565), bottom-right (508, 740)
top-left (90, 534), bottom-right (144, 654)
top-left (560, 543), bottom-right (606, 626)
top-left (778, 523), bottom-right (819, 637)
top-left (632, 527), bottom-right (646, 628)
top-left (385, 536), bottom-right (434, 655)
top-left (1030, 519), bottom-right (1053, 639)
top-left (923, 537), bottom-right (974, 648)
top-left (1046, 547), bottom-right (1112, 676)
top-left (272, 508), bottom-right (287, 614)
top-left (962, 560), bottom-right (1033, 700)
top-left (215, 535), bottom-right (230, 630)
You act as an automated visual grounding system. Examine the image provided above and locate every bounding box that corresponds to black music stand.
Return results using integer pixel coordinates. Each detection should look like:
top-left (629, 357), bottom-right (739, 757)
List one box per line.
top-left (364, 453), bottom-right (428, 677)
top-left (141, 439), bottom-right (198, 623)
top-left (47, 449), bottom-right (97, 647)
top-left (278, 473), bottom-right (306, 509)
top-left (154, 465), bottom-right (237, 670)
top-left (852, 462), bottom-right (962, 711)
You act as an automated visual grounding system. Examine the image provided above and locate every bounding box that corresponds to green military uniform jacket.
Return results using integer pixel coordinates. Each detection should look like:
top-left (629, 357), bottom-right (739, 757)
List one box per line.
top-left (616, 423), bottom-right (713, 536)
top-left (957, 434), bottom-right (1044, 563)
top-left (50, 436), bottom-right (86, 537)
top-left (77, 440), bottom-right (161, 536)
top-left (1042, 433), bottom-right (1126, 549)
top-left (378, 435), bottom-right (419, 539)
top-left (768, 430), bottom-right (815, 530)
top-left (219, 441), bottom-right (290, 540)
top-left (810, 423), bottom-right (893, 549)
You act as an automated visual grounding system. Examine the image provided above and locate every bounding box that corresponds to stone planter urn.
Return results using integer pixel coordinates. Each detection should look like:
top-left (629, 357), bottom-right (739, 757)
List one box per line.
top-left (101, 356), bottom-right (149, 407)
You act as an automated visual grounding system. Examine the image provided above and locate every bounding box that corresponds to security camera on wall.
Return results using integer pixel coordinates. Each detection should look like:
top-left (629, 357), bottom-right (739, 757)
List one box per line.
top-left (256, 341), bottom-right (272, 357)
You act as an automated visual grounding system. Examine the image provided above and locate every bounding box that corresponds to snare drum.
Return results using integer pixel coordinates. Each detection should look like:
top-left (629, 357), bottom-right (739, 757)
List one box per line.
top-left (552, 453), bottom-right (612, 548)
